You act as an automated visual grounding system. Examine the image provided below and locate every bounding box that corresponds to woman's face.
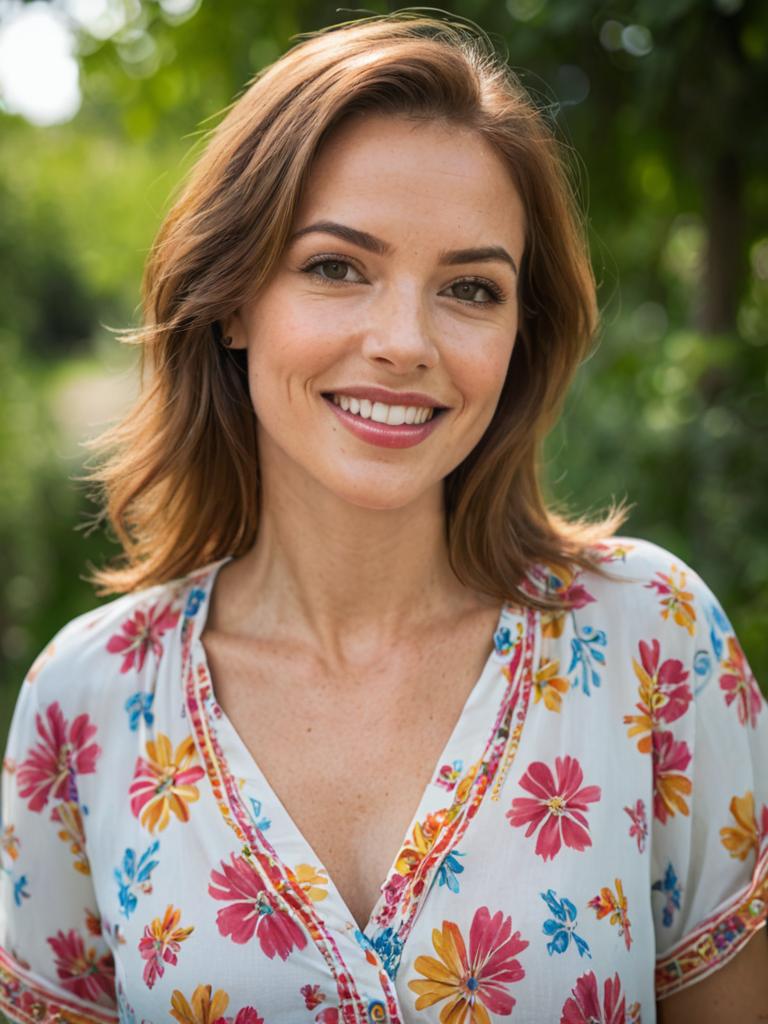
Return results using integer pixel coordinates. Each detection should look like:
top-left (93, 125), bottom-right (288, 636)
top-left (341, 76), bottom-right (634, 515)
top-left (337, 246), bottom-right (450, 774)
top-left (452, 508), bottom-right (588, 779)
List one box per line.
top-left (228, 113), bottom-right (526, 511)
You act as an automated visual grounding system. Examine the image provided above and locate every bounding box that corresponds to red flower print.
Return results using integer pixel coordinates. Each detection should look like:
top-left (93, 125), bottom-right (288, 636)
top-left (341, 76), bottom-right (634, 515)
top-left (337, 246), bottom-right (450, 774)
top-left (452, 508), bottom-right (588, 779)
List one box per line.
top-left (652, 730), bottom-right (692, 824)
top-left (17, 701), bottom-right (101, 812)
top-left (129, 734), bottom-right (205, 833)
top-left (560, 970), bottom-right (627, 1024)
top-left (213, 1011), bottom-right (265, 1024)
top-left (138, 904), bottom-right (194, 989)
top-left (623, 639), bottom-right (691, 753)
top-left (719, 635), bottom-right (763, 728)
top-left (408, 905), bottom-right (528, 1020)
top-left (107, 600), bottom-right (181, 673)
top-left (300, 984), bottom-right (326, 1010)
top-left (47, 929), bottom-right (115, 1005)
top-left (623, 799), bottom-right (648, 854)
top-left (208, 854), bottom-right (308, 960)
top-left (506, 756), bottom-right (601, 861)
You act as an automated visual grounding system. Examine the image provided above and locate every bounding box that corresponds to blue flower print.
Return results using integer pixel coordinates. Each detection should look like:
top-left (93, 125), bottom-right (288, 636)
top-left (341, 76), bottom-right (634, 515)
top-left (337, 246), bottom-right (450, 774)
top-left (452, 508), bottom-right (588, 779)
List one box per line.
top-left (494, 625), bottom-right (515, 657)
top-left (249, 797), bottom-right (272, 831)
top-left (124, 691), bottom-right (154, 732)
top-left (436, 850), bottom-right (465, 893)
top-left (540, 889), bottom-right (591, 958)
top-left (114, 840), bottom-right (160, 919)
top-left (652, 862), bottom-right (682, 927)
top-left (355, 925), bottom-right (404, 981)
top-left (184, 586), bottom-right (206, 618)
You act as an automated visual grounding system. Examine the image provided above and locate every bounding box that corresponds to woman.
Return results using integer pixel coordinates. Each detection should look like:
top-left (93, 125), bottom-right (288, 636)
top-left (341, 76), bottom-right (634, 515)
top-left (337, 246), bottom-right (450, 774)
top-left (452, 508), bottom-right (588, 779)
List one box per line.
top-left (1, 13), bottom-right (765, 1024)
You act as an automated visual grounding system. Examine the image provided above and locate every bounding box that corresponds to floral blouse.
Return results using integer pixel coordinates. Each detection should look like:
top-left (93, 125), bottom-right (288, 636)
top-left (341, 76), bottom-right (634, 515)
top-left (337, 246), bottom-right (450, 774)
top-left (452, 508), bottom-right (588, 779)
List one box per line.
top-left (1, 537), bottom-right (766, 1024)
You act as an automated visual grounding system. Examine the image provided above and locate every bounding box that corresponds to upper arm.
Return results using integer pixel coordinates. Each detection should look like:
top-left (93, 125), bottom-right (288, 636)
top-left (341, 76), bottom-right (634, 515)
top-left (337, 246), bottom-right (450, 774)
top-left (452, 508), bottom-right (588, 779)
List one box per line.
top-left (646, 559), bottom-right (768, 1004)
top-left (0, 638), bottom-right (118, 1023)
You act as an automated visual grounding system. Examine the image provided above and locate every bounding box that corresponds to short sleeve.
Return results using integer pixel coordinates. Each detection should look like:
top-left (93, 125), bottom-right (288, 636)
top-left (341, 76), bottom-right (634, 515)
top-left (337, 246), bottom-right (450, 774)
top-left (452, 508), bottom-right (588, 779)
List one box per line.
top-left (1, 634), bottom-right (118, 1023)
top-left (649, 563), bottom-right (768, 999)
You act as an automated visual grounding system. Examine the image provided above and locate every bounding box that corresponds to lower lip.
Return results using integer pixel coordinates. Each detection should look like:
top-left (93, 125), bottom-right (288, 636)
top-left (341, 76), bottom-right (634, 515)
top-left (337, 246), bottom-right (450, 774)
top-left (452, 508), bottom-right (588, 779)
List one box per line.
top-left (322, 397), bottom-right (445, 449)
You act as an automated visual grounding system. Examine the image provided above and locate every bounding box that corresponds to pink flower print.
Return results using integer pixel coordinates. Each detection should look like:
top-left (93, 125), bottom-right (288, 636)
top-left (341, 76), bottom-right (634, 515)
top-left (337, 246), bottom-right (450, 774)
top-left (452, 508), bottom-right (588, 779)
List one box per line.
top-left (17, 701), bottom-right (101, 813)
top-left (652, 730), bottom-right (692, 824)
top-left (506, 756), bottom-right (601, 861)
top-left (213, 1011), bottom-right (265, 1024)
top-left (138, 904), bottom-right (194, 989)
top-left (560, 970), bottom-right (627, 1024)
top-left (208, 854), bottom-right (308, 960)
top-left (719, 635), bottom-right (763, 728)
top-left (47, 929), bottom-right (116, 1004)
top-left (623, 799), bottom-right (648, 854)
top-left (300, 984), bottom-right (326, 1011)
top-left (624, 639), bottom-right (691, 754)
top-left (107, 600), bottom-right (181, 674)
top-left (408, 905), bottom-right (528, 1019)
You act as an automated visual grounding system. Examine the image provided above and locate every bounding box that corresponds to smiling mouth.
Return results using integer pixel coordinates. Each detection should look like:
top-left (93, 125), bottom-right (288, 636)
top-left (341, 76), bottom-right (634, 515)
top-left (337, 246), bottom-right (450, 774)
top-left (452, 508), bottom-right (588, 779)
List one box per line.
top-left (321, 392), bottom-right (447, 426)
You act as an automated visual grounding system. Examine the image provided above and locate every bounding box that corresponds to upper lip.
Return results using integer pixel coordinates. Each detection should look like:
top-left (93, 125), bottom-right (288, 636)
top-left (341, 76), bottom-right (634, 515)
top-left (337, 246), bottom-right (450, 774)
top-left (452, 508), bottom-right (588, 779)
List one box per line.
top-left (323, 386), bottom-right (448, 409)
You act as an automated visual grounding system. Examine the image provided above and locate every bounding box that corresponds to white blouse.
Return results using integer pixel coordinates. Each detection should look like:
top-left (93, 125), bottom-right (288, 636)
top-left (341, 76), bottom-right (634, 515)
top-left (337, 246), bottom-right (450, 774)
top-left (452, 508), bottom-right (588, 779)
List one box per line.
top-left (1, 537), bottom-right (766, 1024)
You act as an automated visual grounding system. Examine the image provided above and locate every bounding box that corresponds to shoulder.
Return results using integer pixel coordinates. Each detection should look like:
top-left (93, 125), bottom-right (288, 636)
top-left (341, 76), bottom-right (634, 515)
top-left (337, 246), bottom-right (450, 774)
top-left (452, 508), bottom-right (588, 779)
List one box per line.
top-left (7, 564), bottom-right (214, 747)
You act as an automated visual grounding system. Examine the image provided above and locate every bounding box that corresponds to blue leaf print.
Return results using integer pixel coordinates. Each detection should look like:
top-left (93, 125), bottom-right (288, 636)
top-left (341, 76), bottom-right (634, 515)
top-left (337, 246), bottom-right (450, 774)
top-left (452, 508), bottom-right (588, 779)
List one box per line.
top-left (494, 625), bottom-right (515, 657)
top-left (540, 889), bottom-right (591, 958)
top-left (249, 797), bottom-right (272, 831)
top-left (184, 587), bottom-right (206, 618)
top-left (367, 925), bottom-right (405, 981)
top-left (436, 850), bottom-right (465, 893)
top-left (114, 840), bottom-right (160, 919)
top-left (124, 691), bottom-right (155, 731)
top-left (13, 874), bottom-right (29, 907)
top-left (567, 624), bottom-right (607, 695)
top-left (652, 862), bottom-right (682, 927)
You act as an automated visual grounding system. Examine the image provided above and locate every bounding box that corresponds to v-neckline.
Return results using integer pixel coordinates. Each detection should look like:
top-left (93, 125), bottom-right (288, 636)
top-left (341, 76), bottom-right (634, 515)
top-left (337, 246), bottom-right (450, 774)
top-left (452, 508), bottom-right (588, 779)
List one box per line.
top-left (182, 555), bottom-right (537, 946)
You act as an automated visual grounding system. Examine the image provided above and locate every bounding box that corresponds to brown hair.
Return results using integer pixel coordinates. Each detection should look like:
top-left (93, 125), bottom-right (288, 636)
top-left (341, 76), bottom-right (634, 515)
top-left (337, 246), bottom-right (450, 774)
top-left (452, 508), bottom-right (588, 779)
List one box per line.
top-left (83, 11), bottom-right (626, 606)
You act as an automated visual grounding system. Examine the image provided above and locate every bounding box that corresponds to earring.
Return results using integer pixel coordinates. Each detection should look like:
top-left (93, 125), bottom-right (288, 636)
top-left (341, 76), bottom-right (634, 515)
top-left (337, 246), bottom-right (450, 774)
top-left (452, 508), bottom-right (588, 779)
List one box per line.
top-left (211, 321), bottom-right (233, 347)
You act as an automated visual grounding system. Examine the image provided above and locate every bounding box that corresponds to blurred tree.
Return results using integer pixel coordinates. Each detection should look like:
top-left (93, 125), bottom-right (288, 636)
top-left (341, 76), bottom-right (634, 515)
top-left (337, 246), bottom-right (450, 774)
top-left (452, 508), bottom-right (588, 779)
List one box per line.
top-left (1, 0), bottom-right (766, 758)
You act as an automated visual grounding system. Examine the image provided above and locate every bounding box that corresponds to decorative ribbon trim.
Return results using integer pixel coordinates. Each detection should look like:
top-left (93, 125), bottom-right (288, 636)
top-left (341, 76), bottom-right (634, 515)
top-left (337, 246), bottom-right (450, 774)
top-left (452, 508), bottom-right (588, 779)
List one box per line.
top-left (655, 842), bottom-right (768, 998)
top-left (0, 946), bottom-right (118, 1024)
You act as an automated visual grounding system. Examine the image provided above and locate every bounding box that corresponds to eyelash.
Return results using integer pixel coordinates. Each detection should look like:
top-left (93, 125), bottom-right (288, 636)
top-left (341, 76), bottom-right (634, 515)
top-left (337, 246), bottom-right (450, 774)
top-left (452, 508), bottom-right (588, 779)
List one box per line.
top-left (299, 254), bottom-right (507, 306)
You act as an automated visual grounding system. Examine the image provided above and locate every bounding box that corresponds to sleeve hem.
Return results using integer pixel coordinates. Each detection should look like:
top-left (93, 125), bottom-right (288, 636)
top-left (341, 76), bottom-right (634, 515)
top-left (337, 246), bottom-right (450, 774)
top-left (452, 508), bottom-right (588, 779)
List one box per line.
top-left (655, 842), bottom-right (768, 999)
top-left (0, 946), bottom-right (118, 1024)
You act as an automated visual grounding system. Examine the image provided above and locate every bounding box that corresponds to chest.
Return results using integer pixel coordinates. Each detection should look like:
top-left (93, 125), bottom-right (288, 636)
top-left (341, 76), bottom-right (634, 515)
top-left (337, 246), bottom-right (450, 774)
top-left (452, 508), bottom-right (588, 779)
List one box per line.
top-left (199, 611), bottom-right (500, 931)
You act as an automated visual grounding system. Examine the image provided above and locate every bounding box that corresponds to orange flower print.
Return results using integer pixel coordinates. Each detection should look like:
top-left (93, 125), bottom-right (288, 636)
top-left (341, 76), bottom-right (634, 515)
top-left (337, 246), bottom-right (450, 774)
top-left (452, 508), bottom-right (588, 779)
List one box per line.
top-left (170, 985), bottom-right (264, 1024)
top-left (623, 639), bottom-right (691, 753)
top-left (541, 610), bottom-right (566, 640)
top-left (51, 800), bottom-right (90, 875)
top-left (532, 657), bottom-right (569, 712)
top-left (652, 730), bottom-right (692, 823)
top-left (291, 863), bottom-right (329, 902)
top-left (129, 734), bottom-right (205, 833)
top-left (720, 791), bottom-right (763, 862)
top-left (139, 904), bottom-right (194, 989)
top-left (170, 984), bottom-right (230, 1024)
top-left (1, 822), bottom-right (20, 862)
top-left (409, 906), bottom-right (528, 1023)
top-left (646, 567), bottom-right (696, 636)
top-left (588, 879), bottom-right (632, 950)
top-left (719, 636), bottom-right (763, 729)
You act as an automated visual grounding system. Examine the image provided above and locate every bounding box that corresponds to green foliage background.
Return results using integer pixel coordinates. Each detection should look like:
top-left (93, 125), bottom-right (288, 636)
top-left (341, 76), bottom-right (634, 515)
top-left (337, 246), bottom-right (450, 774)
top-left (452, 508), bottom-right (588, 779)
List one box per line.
top-left (1, 0), bottom-right (767, 767)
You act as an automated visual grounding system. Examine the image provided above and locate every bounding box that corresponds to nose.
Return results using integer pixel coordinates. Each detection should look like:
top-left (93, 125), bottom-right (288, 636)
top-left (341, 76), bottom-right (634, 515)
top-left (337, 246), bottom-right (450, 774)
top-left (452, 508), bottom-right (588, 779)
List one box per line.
top-left (360, 287), bottom-right (440, 372)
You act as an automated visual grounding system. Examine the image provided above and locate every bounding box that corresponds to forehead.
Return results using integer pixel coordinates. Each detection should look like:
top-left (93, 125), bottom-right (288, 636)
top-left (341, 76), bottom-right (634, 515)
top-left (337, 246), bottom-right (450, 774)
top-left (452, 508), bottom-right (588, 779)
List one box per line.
top-left (294, 113), bottom-right (526, 254)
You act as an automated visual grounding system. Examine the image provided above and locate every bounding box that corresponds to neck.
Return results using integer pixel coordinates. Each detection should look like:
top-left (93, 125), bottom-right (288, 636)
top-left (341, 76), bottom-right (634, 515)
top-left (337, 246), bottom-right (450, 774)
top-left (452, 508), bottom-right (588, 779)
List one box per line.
top-left (221, 454), bottom-right (478, 664)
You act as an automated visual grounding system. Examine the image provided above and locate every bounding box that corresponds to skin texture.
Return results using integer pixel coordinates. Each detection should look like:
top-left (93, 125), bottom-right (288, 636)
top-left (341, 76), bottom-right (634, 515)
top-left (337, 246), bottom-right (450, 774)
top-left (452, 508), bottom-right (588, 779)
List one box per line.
top-left (217, 112), bottom-right (767, 1013)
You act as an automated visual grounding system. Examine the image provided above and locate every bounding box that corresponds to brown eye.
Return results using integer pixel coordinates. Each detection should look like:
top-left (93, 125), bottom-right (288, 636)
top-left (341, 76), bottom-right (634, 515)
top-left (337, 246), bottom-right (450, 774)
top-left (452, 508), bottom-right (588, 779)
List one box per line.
top-left (447, 279), bottom-right (504, 305)
top-left (318, 260), bottom-right (348, 280)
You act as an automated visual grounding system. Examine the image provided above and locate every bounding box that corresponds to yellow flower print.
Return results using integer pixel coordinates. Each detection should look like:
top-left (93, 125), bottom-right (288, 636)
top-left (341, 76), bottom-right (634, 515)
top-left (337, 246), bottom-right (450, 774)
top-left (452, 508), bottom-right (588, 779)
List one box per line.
top-left (170, 984), bottom-right (229, 1024)
top-left (291, 863), bottom-right (330, 902)
top-left (51, 800), bottom-right (90, 875)
top-left (532, 658), bottom-right (569, 712)
top-left (720, 791), bottom-right (759, 862)
top-left (541, 610), bottom-right (566, 639)
top-left (646, 566), bottom-right (696, 636)
top-left (129, 734), bottom-right (205, 833)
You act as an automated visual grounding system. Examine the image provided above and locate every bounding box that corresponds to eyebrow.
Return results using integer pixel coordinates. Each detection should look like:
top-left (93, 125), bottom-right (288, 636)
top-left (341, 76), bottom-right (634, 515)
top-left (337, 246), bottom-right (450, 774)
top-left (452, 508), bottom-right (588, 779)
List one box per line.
top-left (288, 220), bottom-right (518, 275)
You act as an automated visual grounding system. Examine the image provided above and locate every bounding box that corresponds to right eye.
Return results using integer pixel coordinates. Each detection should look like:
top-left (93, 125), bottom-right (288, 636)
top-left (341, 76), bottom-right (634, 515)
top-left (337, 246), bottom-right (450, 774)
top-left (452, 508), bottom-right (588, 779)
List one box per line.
top-left (300, 257), bottom-right (366, 285)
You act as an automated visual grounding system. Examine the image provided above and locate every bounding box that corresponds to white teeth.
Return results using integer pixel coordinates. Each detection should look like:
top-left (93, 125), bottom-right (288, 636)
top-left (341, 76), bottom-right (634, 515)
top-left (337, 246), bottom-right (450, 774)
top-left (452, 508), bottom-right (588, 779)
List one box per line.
top-left (329, 394), bottom-right (436, 425)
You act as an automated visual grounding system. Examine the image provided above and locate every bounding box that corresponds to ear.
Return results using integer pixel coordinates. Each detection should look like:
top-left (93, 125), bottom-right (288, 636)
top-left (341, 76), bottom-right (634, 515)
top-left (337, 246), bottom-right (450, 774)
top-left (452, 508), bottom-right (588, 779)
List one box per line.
top-left (218, 309), bottom-right (248, 350)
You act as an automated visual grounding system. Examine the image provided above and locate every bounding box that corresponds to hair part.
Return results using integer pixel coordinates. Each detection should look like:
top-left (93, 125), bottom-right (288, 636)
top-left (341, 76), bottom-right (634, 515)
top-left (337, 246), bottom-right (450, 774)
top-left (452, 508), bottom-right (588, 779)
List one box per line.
top-left (82, 11), bottom-right (628, 607)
